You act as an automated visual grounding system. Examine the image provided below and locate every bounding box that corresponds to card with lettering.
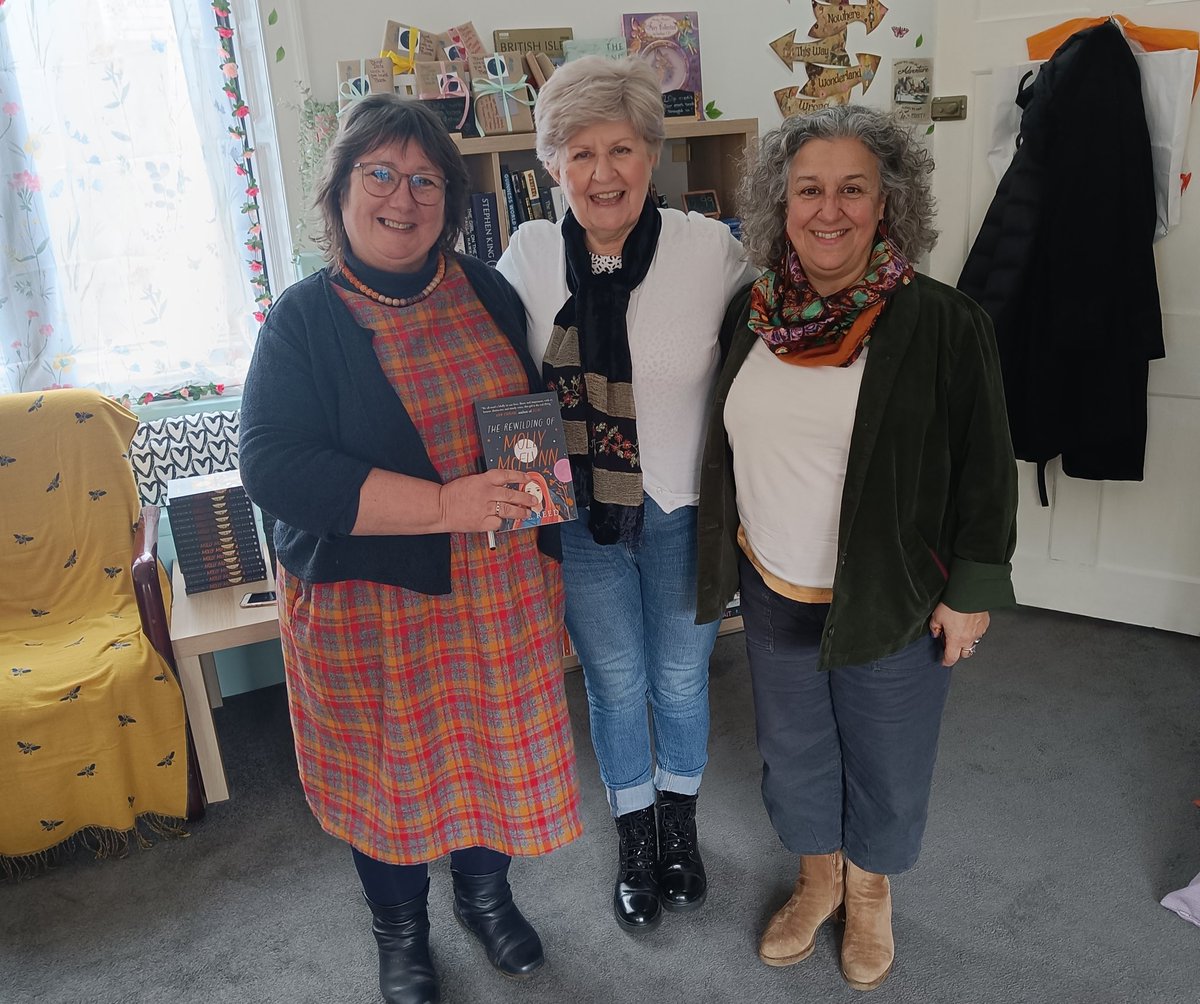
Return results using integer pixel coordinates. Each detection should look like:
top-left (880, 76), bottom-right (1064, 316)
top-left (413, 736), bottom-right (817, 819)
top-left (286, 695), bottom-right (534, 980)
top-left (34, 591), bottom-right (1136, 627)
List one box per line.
top-left (475, 392), bottom-right (577, 531)
top-left (622, 11), bottom-right (703, 119)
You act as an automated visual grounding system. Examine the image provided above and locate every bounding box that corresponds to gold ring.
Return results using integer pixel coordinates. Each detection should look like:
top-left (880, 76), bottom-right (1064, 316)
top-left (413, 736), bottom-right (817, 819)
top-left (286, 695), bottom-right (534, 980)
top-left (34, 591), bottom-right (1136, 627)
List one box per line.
top-left (495, 500), bottom-right (502, 517)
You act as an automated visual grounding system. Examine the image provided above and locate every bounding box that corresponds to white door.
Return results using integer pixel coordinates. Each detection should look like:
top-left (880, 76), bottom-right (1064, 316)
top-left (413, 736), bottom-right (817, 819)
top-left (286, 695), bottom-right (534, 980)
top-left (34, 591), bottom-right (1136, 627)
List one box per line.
top-left (930, 1), bottom-right (1200, 636)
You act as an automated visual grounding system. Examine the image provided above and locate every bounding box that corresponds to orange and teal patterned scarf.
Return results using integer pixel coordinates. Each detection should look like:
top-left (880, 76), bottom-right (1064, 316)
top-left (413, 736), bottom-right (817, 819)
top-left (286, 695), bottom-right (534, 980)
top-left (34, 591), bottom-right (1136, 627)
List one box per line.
top-left (748, 233), bottom-right (914, 367)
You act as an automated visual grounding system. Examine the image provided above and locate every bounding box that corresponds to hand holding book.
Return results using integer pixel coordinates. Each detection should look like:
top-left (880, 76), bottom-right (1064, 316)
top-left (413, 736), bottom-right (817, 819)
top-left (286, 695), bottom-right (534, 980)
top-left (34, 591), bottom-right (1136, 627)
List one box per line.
top-left (438, 468), bottom-right (537, 532)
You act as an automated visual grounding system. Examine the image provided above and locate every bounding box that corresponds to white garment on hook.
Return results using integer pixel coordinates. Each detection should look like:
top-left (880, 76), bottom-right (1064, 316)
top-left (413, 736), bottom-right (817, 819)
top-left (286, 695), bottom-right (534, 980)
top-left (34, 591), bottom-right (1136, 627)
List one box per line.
top-left (987, 47), bottom-right (1196, 241)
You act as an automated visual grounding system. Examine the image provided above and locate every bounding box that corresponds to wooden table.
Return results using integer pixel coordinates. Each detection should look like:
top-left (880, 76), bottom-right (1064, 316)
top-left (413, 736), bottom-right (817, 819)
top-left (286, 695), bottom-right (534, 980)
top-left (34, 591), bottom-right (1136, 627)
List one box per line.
top-left (170, 564), bottom-right (280, 803)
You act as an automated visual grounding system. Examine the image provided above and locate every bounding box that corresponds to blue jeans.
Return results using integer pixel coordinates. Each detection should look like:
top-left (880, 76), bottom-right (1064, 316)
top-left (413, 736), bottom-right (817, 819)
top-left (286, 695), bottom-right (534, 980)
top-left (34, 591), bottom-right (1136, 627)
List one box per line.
top-left (562, 497), bottom-right (720, 817)
top-left (740, 555), bottom-right (952, 874)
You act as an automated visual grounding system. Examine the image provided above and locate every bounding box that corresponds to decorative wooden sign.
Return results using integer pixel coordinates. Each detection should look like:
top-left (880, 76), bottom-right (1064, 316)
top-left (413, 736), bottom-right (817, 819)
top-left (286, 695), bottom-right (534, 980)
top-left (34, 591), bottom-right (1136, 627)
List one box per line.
top-left (799, 53), bottom-right (881, 100)
top-left (774, 88), bottom-right (846, 118)
top-left (809, 0), bottom-right (889, 40)
top-left (769, 28), bottom-right (850, 71)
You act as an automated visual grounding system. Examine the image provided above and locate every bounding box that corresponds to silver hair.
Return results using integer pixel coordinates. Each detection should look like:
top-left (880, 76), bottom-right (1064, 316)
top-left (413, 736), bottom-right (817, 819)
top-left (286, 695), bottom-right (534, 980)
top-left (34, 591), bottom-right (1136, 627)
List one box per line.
top-left (533, 56), bottom-right (667, 171)
top-left (737, 104), bottom-right (938, 269)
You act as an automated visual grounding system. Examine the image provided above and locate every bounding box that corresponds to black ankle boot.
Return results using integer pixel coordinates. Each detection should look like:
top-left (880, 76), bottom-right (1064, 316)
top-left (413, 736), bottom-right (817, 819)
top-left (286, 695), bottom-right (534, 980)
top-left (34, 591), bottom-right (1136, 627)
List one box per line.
top-left (364, 883), bottom-right (440, 1004)
top-left (613, 804), bottom-right (661, 932)
top-left (656, 790), bottom-right (707, 912)
top-left (451, 869), bottom-right (544, 979)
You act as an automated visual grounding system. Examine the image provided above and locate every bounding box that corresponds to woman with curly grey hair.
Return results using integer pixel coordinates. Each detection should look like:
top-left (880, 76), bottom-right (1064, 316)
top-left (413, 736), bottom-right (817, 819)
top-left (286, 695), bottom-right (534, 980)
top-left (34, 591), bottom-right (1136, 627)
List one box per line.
top-left (498, 56), bottom-right (756, 935)
top-left (696, 105), bottom-right (1017, 991)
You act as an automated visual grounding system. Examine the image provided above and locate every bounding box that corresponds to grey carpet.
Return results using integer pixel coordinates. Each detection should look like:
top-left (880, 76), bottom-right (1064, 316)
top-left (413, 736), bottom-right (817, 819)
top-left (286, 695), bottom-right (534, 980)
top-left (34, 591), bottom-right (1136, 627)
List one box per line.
top-left (3, 605), bottom-right (1197, 1003)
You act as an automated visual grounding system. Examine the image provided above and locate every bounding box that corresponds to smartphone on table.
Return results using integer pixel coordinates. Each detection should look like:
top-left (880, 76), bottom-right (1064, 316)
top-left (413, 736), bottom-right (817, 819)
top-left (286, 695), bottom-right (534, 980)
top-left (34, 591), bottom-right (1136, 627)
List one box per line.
top-left (239, 590), bottom-right (277, 608)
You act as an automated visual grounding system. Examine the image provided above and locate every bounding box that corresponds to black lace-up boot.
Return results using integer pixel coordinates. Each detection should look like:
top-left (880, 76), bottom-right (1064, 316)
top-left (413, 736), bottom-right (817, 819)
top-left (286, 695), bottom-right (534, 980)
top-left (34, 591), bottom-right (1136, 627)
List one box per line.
top-left (451, 869), bottom-right (545, 978)
top-left (364, 882), bottom-right (440, 1004)
top-left (613, 804), bottom-right (662, 932)
top-left (656, 790), bottom-right (707, 912)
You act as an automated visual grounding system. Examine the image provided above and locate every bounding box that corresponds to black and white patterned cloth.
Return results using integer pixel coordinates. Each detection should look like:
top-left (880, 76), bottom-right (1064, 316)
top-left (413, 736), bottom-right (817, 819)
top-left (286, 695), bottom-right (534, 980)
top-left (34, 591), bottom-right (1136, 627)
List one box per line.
top-left (128, 410), bottom-right (240, 506)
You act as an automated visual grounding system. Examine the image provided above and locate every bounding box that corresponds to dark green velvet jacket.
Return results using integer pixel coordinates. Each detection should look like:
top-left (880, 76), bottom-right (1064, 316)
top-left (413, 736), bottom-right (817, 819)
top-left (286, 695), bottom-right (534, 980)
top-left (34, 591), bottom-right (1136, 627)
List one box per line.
top-left (696, 272), bottom-right (1018, 668)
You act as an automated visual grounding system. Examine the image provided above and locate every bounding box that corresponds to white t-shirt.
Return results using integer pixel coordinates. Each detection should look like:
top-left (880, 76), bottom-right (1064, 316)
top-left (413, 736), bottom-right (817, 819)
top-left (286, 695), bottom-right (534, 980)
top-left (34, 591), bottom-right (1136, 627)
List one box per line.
top-left (724, 339), bottom-right (867, 589)
top-left (497, 209), bottom-right (757, 513)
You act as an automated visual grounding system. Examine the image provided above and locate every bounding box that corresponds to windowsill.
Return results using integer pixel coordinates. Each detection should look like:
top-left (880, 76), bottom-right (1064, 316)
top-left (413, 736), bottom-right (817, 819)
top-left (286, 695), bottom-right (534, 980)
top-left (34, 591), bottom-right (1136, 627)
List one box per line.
top-left (131, 393), bottom-right (243, 421)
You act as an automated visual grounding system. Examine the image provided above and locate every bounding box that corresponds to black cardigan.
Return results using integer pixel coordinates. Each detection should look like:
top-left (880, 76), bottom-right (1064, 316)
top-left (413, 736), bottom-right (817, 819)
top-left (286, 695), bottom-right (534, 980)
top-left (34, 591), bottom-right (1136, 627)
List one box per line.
top-left (238, 253), bottom-right (559, 594)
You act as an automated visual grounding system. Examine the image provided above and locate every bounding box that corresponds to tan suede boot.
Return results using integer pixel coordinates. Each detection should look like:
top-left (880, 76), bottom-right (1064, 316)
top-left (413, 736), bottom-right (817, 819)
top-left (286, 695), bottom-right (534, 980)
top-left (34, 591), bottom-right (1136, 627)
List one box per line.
top-left (840, 858), bottom-right (894, 991)
top-left (758, 850), bottom-right (844, 966)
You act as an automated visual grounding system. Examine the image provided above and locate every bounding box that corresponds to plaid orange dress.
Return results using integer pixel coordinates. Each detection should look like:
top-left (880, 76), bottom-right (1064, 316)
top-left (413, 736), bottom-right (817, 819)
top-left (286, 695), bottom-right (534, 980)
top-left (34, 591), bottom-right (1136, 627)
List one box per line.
top-left (276, 258), bottom-right (581, 864)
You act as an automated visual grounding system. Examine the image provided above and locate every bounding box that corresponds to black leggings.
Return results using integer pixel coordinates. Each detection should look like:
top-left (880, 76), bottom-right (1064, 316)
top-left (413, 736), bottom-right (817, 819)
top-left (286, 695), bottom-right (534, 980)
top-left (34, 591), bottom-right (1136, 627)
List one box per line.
top-left (352, 846), bottom-right (511, 906)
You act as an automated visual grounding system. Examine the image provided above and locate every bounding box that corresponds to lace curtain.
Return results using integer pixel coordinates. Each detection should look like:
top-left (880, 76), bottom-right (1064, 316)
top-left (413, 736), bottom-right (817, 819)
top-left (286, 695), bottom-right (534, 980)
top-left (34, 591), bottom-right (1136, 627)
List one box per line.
top-left (0, 0), bottom-right (261, 398)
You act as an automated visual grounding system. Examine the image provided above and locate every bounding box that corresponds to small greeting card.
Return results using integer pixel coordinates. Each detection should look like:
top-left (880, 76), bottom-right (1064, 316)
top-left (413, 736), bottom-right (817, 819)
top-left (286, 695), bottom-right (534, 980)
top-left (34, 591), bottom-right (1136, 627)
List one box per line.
top-left (336, 57), bottom-right (395, 114)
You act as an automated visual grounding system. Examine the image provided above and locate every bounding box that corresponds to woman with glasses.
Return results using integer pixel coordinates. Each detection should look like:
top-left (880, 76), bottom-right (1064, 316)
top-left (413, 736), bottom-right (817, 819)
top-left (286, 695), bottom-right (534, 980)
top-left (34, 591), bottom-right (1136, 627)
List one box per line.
top-left (239, 95), bottom-right (580, 1004)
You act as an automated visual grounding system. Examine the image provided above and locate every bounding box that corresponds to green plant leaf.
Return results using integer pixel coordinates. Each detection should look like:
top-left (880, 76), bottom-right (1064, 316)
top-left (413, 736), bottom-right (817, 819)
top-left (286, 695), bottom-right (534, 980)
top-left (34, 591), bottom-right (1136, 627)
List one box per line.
top-left (268, 9), bottom-right (278, 26)
top-left (275, 46), bottom-right (286, 63)
top-left (925, 124), bottom-right (935, 135)
top-left (915, 34), bottom-right (924, 48)
top-left (704, 99), bottom-right (723, 120)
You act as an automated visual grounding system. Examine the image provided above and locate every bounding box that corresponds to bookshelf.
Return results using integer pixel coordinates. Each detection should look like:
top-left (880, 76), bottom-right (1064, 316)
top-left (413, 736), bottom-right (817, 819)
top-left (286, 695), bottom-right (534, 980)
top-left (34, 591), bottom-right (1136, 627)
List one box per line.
top-left (452, 117), bottom-right (759, 249)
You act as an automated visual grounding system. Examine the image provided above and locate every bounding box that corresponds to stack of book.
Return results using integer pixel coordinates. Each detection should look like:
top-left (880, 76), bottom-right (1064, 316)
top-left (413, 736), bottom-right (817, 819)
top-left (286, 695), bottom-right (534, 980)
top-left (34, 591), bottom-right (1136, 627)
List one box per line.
top-left (167, 469), bottom-right (266, 595)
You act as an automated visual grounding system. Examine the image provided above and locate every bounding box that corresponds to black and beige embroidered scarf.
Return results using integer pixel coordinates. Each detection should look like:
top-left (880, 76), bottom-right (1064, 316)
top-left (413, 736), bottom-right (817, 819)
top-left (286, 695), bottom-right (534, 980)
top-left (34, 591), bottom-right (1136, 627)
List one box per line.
top-left (542, 197), bottom-right (662, 544)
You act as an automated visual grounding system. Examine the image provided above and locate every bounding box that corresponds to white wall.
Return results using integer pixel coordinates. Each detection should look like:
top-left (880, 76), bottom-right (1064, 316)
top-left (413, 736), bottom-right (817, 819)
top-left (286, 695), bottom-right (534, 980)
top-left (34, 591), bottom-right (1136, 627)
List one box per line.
top-left (256, 0), bottom-right (937, 257)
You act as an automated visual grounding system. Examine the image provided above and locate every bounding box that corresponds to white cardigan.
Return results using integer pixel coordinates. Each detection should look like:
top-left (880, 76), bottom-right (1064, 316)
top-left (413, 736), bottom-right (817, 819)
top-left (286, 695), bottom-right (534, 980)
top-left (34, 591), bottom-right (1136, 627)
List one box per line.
top-left (497, 209), bottom-right (757, 513)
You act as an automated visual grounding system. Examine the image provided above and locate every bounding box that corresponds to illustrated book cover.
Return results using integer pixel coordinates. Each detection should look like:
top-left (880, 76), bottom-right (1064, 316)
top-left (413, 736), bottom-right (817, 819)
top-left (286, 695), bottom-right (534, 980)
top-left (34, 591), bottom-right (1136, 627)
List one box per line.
top-left (621, 11), bottom-right (703, 119)
top-left (475, 391), bottom-right (577, 531)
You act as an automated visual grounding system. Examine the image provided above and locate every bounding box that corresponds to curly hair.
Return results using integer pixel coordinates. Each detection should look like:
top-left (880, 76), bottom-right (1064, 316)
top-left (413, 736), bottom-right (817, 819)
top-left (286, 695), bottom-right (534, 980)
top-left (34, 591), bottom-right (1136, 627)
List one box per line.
top-left (313, 94), bottom-right (469, 271)
top-left (737, 104), bottom-right (937, 269)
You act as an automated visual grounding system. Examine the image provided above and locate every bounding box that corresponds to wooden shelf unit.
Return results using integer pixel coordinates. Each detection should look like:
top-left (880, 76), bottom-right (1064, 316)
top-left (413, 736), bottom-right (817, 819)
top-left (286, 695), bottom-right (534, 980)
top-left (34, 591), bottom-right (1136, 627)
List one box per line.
top-left (452, 117), bottom-right (759, 249)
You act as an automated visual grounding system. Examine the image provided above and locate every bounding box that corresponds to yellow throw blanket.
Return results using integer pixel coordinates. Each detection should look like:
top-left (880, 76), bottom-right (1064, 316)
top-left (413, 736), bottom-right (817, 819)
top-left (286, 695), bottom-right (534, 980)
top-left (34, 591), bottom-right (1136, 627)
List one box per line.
top-left (1, 389), bottom-right (188, 873)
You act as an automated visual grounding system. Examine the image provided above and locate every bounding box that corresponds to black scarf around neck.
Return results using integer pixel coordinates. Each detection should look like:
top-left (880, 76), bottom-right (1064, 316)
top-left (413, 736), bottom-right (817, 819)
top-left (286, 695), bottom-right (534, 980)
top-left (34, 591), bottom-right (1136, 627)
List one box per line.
top-left (542, 197), bottom-right (662, 544)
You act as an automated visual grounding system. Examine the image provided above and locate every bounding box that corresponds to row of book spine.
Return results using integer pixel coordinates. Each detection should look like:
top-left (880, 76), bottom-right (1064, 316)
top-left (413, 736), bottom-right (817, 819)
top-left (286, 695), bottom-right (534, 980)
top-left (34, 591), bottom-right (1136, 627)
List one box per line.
top-left (460, 167), bottom-right (565, 267)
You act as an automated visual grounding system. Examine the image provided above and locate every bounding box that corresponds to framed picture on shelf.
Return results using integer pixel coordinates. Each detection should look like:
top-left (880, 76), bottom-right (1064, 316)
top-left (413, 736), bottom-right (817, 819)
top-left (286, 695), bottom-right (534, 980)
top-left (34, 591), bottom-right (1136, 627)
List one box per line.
top-left (682, 189), bottom-right (720, 218)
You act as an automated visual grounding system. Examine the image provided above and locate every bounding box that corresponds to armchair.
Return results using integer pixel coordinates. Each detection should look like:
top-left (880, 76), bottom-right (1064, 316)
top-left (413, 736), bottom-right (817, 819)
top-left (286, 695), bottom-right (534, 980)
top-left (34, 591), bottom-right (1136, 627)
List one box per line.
top-left (1, 389), bottom-right (204, 874)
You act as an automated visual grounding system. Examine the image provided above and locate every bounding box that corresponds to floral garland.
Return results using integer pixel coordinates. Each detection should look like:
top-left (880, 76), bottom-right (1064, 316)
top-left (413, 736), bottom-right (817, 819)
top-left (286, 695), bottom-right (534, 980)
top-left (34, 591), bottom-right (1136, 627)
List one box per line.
top-left (212, 0), bottom-right (272, 328)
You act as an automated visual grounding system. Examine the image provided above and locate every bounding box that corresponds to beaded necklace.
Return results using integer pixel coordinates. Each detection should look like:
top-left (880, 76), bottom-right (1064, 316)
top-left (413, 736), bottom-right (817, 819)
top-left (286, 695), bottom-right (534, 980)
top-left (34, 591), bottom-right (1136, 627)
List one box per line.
top-left (341, 253), bottom-right (446, 307)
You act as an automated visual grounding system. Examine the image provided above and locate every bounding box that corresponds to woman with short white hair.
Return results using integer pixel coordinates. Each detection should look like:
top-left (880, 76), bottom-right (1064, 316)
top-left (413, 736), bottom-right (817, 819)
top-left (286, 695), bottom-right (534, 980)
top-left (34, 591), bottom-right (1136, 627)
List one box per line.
top-left (498, 55), bottom-right (756, 934)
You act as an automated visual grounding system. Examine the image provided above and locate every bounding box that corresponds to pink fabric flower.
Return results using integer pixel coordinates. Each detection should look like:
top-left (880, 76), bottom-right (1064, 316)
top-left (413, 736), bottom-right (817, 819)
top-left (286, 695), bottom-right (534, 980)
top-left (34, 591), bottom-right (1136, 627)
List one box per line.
top-left (215, 383), bottom-right (225, 394)
top-left (234, 164), bottom-right (247, 176)
top-left (233, 105), bottom-right (250, 119)
top-left (10, 170), bottom-right (40, 191)
top-left (179, 387), bottom-right (191, 399)
top-left (245, 185), bottom-right (259, 197)
top-left (253, 311), bottom-right (266, 323)
top-left (38, 324), bottom-right (53, 336)
top-left (248, 223), bottom-right (261, 235)
top-left (222, 62), bottom-right (238, 79)
top-left (216, 27), bottom-right (234, 39)
top-left (26, 309), bottom-right (38, 319)
top-left (141, 392), bottom-right (155, 404)
top-left (2, 102), bottom-right (18, 116)
top-left (248, 260), bottom-right (263, 274)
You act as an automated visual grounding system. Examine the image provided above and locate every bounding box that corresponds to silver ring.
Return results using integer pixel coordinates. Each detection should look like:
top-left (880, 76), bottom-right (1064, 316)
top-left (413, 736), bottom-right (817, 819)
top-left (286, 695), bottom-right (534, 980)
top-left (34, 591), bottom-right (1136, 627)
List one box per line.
top-left (494, 500), bottom-right (502, 517)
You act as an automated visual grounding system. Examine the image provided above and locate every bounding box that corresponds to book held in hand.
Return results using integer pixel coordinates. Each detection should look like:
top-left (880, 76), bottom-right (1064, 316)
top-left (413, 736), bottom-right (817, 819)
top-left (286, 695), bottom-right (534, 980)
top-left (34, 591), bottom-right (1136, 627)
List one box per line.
top-left (475, 391), bottom-right (577, 531)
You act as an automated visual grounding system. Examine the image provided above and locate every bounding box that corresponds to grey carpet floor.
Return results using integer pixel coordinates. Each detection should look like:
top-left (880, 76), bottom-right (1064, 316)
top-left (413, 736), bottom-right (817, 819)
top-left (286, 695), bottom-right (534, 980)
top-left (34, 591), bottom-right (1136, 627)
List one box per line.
top-left (3, 605), bottom-right (1198, 1004)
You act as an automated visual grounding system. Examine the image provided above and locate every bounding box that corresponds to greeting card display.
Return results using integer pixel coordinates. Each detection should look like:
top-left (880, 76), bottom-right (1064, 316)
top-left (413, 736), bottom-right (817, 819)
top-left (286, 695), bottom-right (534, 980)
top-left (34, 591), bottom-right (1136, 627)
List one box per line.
top-left (475, 392), bottom-right (577, 532)
top-left (336, 57), bottom-right (395, 114)
top-left (468, 54), bottom-right (536, 136)
top-left (622, 11), bottom-right (703, 119)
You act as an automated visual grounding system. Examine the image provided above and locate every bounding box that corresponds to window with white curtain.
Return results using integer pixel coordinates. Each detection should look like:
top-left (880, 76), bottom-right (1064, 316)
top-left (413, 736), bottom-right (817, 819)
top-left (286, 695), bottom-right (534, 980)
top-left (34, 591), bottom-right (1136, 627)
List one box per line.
top-left (0, 0), bottom-right (273, 400)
